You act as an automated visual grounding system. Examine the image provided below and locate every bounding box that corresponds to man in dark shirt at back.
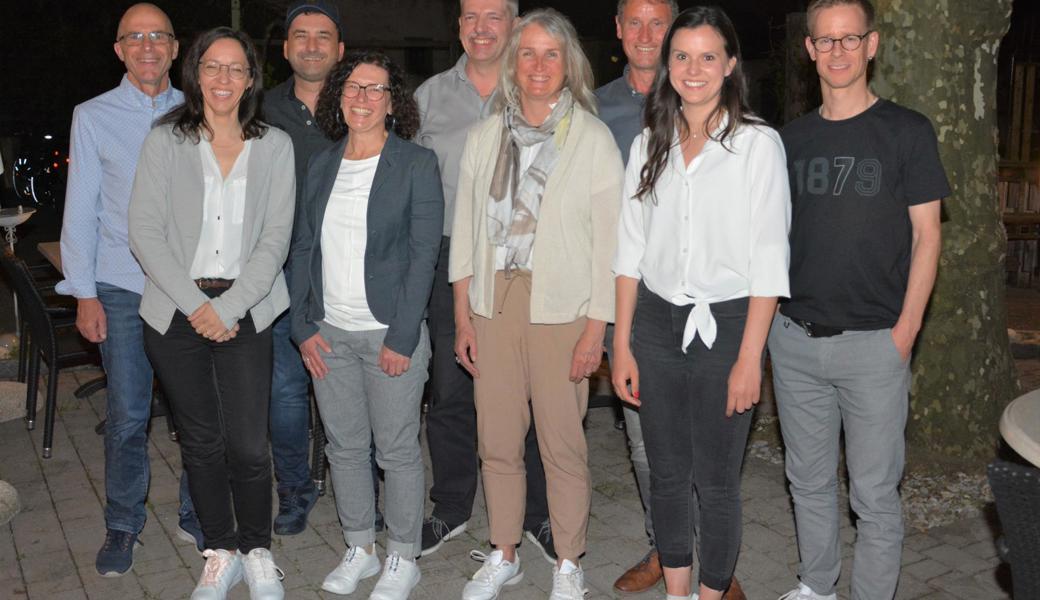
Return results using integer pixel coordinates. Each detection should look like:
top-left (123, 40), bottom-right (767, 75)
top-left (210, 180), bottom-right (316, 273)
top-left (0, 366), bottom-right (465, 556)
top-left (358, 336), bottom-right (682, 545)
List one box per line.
top-left (262, 0), bottom-right (343, 536)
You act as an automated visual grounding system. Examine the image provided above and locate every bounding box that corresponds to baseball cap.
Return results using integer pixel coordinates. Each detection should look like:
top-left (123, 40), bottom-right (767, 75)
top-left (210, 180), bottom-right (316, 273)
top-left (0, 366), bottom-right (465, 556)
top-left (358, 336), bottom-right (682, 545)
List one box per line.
top-left (285, 0), bottom-right (343, 38)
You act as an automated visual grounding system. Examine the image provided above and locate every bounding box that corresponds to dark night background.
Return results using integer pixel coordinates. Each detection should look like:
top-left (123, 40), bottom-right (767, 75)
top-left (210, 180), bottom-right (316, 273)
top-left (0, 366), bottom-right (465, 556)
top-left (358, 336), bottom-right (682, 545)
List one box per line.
top-left (0, 0), bottom-right (806, 137)
top-left (0, 0), bottom-right (1036, 187)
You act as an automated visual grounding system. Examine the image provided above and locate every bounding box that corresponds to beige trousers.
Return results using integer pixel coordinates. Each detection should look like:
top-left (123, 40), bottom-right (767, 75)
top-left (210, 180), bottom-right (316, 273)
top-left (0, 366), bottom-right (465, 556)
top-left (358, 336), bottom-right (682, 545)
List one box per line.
top-left (472, 271), bottom-right (591, 560)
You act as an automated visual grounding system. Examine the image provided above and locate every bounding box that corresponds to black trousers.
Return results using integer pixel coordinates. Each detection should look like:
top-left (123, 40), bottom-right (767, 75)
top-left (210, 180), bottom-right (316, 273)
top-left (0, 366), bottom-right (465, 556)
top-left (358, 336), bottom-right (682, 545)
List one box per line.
top-left (632, 283), bottom-right (753, 591)
top-left (145, 302), bottom-right (273, 553)
top-left (425, 236), bottom-right (549, 529)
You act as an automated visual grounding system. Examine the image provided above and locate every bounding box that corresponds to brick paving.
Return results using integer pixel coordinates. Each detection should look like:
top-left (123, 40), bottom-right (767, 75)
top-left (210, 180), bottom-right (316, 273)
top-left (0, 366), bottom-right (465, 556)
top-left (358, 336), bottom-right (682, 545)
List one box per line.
top-left (0, 367), bottom-right (1017, 600)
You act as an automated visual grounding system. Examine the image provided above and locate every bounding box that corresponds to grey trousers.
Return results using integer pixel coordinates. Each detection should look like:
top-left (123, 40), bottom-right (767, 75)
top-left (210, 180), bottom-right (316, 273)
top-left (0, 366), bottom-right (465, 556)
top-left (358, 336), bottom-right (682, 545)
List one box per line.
top-left (313, 321), bottom-right (431, 559)
top-left (768, 314), bottom-right (909, 600)
top-left (606, 324), bottom-right (654, 544)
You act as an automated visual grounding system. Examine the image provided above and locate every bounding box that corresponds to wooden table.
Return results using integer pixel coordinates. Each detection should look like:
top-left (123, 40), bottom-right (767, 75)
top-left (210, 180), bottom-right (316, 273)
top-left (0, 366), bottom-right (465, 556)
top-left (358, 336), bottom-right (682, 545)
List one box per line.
top-left (36, 241), bottom-right (61, 272)
top-left (1000, 388), bottom-right (1040, 468)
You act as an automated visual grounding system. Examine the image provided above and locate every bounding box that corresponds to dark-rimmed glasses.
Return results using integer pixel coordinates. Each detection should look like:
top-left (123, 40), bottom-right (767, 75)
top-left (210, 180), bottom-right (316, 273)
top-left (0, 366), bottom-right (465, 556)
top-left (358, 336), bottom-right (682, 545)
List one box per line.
top-left (117, 31), bottom-right (176, 46)
top-left (343, 82), bottom-right (389, 101)
top-left (810, 31), bottom-right (873, 53)
top-left (199, 61), bottom-right (251, 80)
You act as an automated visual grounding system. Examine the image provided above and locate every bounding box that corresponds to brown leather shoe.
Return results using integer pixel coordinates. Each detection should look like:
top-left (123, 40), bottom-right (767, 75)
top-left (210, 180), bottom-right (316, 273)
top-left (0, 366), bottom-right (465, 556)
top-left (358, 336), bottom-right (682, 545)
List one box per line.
top-left (723, 576), bottom-right (747, 600)
top-left (613, 548), bottom-right (663, 594)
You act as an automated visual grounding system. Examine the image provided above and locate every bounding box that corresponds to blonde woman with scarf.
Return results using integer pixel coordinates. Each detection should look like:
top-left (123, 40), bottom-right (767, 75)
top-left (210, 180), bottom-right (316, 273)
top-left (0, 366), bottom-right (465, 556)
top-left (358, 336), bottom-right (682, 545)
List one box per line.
top-left (448, 8), bottom-right (623, 600)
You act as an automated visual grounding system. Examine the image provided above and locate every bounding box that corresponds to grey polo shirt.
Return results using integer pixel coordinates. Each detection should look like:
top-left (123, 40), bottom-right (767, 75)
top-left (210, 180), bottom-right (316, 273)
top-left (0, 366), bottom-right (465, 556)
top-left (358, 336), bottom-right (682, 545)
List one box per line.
top-left (594, 66), bottom-right (645, 166)
top-left (415, 55), bottom-right (497, 236)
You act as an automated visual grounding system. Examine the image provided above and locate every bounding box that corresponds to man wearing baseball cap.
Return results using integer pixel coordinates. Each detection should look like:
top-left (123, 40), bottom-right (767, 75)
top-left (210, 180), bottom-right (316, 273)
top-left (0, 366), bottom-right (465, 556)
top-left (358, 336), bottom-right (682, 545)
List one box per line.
top-left (262, 0), bottom-right (344, 536)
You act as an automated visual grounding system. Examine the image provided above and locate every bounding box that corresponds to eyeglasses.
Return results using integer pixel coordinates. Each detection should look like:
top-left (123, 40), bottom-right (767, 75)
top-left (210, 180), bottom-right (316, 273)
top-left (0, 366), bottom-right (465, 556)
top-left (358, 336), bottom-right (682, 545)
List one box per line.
top-left (343, 82), bottom-right (389, 101)
top-left (117, 31), bottom-right (176, 46)
top-left (810, 31), bottom-right (873, 53)
top-left (199, 61), bottom-right (251, 80)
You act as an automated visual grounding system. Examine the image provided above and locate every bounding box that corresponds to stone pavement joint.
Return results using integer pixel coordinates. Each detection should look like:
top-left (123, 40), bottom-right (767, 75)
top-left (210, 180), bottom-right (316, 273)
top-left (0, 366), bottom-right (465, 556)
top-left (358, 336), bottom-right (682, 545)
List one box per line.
top-left (0, 368), bottom-right (1016, 599)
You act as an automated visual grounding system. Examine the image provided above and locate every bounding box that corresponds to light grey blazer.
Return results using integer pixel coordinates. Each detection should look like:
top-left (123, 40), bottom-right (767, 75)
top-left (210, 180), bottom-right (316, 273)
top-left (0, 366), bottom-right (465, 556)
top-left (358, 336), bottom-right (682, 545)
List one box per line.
top-left (128, 123), bottom-right (295, 334)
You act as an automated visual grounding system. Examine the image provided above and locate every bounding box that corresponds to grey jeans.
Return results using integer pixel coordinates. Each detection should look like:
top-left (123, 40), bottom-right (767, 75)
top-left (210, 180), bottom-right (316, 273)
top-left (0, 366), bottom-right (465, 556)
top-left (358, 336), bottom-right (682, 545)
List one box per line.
top-left (768, 314), bottom-right (909, 600)
top-left (607, 324), bottom-right (654, 543)
top-left (313, 321), bottom-right (431, 559)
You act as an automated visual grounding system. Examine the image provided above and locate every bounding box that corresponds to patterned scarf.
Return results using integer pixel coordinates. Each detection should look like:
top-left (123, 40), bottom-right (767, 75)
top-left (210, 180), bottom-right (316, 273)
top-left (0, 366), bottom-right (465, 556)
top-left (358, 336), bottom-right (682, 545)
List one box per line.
top-left (487, 89), bottom-right (574, 271)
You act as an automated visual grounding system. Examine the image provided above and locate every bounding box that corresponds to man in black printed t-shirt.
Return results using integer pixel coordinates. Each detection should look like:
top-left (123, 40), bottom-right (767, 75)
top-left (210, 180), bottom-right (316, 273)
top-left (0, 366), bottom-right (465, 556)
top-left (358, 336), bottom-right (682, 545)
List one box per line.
top-left (768, 1), bottom-right (949, 600)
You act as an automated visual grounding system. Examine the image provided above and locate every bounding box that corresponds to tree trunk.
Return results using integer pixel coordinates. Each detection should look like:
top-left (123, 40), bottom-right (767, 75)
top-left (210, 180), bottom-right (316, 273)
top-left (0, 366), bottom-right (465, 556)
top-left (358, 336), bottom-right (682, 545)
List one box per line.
top-left (872, 0), bottom-right (1019, 457)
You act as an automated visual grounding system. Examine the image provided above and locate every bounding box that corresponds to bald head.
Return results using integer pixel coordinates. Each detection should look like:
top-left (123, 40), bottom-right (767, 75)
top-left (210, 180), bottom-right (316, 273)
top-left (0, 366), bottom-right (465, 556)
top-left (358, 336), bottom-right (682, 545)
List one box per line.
top-left (117, 3), bottom-right (174, 39)
top-left (114, 2), bottom-right (179, 97)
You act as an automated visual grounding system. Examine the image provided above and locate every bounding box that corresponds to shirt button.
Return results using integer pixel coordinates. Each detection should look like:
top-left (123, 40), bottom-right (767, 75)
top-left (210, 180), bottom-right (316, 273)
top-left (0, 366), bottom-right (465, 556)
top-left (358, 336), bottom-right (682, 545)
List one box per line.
top-left (306, 120), bottom-right (312, 125)
top-left (681, 248), bottom-right (687, 253)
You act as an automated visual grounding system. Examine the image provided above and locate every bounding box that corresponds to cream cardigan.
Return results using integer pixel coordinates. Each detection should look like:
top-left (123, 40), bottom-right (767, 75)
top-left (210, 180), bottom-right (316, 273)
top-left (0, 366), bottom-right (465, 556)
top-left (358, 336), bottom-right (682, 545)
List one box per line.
top-left (449, 106), bottom-right (623, 324)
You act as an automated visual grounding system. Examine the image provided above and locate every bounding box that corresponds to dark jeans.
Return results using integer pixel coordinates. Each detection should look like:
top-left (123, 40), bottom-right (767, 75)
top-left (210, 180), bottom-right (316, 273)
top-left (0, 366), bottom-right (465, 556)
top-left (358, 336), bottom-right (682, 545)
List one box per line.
top-left (270, 309), bottom-right (312, 492)
top-left (144, 305), bottom-right (274, 553)
top-left (425, 236), bottom-right (548, 529)
top-left (95, 283), bottom-right (155, 534)
top-left (632, 283), bottom-right (753, 592)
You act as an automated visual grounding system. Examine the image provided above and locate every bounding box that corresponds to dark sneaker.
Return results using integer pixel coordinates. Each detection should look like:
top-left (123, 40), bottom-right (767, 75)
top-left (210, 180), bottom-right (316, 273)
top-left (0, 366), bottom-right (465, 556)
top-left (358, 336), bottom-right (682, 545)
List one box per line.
top-left (96, 529), bottom-right (140, 577)
top-left (177, 512), bottom-right (205, 555)
top-left (524, 519), bottom-right (557, 564)
top-left (419, 516), bottom-right (467, 557)
top-left (273, 482), bottom-right (318, 536)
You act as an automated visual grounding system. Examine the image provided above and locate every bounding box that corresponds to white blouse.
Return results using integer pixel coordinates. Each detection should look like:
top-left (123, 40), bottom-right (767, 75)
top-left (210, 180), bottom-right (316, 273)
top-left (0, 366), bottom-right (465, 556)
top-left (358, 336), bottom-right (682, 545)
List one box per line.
top-left (321, 154), bottom-right (385, 332)
top-left (190, 138), bottom-right (252, 279)
top-left (613, 121), bottom-right (791, 351)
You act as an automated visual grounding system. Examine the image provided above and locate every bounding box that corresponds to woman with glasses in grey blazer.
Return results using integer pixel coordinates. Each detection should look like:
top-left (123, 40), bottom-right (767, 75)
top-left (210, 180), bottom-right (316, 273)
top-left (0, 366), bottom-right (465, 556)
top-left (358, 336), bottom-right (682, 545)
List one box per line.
top-left (129, 27), bottom-right (294, 600)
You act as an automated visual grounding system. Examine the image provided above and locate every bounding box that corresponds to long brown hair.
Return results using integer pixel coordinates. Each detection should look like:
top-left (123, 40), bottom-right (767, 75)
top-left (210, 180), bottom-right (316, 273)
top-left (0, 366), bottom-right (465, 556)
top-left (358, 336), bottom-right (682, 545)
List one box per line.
top-left (635, 6), bottom-right (761, 201)
top-left (157, 28), bottom-right (267, 143)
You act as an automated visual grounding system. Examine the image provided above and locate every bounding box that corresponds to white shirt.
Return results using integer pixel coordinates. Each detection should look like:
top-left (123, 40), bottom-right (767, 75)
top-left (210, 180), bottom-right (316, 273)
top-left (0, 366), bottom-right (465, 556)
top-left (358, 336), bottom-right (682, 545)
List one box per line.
top-left (190, 138), bottom-right (251, 279)
top-left (614, 121), bottom-right (791, 351)
top-left (493, 140), bottom-right (543, 271)
top-left (321, 155), bottom-right (385, 331)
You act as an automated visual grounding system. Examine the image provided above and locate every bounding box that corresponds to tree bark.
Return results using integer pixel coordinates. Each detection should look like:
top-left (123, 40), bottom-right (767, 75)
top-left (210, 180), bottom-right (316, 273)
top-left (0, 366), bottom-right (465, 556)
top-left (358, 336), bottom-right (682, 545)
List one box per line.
top-left (872, 0), bottom-right (1019, 457)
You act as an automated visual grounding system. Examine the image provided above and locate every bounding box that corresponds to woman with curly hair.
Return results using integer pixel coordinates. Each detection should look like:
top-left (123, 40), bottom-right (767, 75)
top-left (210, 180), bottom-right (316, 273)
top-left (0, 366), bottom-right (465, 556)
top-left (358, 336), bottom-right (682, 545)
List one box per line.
top-left (287, 49), bottom-right (442, 599)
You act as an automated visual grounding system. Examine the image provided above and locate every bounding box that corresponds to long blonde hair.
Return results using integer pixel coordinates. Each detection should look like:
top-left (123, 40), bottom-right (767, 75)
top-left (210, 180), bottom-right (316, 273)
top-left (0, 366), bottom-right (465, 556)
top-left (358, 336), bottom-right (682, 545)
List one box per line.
top-left (496, 8), bottom-right (597, 115)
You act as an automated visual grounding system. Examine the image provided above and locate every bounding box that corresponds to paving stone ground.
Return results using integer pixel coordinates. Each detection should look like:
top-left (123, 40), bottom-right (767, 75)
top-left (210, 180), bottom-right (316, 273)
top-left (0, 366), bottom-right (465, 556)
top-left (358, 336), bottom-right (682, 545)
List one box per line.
top-left (0, 366), bottom-right (1020, 600)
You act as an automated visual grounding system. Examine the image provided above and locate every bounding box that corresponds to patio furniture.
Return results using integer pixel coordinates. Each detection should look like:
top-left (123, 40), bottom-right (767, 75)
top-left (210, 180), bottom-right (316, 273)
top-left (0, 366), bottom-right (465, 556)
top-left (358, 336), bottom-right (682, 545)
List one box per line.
top-left (1, 255), bottom-right (97, 458)
top-left (987, 457), bottom-right (1040, 599)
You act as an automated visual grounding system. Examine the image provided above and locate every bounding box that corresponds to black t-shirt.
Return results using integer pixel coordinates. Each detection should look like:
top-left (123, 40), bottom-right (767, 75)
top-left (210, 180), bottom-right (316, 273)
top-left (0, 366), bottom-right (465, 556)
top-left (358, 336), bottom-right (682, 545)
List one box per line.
top-left (780, 99), bottom-right (951, 329)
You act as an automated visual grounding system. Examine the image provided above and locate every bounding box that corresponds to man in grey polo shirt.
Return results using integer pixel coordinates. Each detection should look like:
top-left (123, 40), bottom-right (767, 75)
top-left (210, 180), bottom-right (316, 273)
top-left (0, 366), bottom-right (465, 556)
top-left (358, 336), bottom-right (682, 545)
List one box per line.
top-left (414, 0), bottom-right (554, 562)
top-left (596, 1), bottom-right (745, 598)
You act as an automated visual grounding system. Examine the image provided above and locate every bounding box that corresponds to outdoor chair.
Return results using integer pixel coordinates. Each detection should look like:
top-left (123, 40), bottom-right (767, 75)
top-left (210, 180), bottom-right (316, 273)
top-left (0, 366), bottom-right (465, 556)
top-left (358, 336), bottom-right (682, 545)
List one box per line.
top-left (1, 255), bottom-right (97, 458)
top-left (987, 457), bottom-right (1040, 599)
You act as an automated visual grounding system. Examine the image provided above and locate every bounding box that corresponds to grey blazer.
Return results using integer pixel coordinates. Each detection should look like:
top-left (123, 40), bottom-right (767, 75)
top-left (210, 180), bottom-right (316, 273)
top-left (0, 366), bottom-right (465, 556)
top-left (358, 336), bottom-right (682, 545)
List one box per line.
top-left (288, 131), bottom-right (443, 356)
top-left (129, 124), bottom-right (295, 334)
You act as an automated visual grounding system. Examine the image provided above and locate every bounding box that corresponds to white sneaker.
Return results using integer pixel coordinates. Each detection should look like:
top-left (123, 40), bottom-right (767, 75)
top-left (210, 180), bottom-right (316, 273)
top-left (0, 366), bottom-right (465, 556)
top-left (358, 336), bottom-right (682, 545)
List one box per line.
top-left (549, 559), bottom-right (587, 600)
top-left (323, 545), bottom-right (381, 595)
top-left (369, 552), bottom-right (421, 600)
top-left (240, 548), bottom-right (285, 599)
top-left (778, 583), bottom-right (837, 600)
top-left (461, 550), bottom-right (523, 600)
top-left (191, 549), bottom-right (243, 600)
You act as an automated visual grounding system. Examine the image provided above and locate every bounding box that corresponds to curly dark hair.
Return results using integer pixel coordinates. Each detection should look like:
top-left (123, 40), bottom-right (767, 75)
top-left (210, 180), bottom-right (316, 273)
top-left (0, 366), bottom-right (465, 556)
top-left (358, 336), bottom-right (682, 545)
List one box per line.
top-left (157, 27), bottom-right (267, 142)
top-left (315, 50), bottom-right (419, 141)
